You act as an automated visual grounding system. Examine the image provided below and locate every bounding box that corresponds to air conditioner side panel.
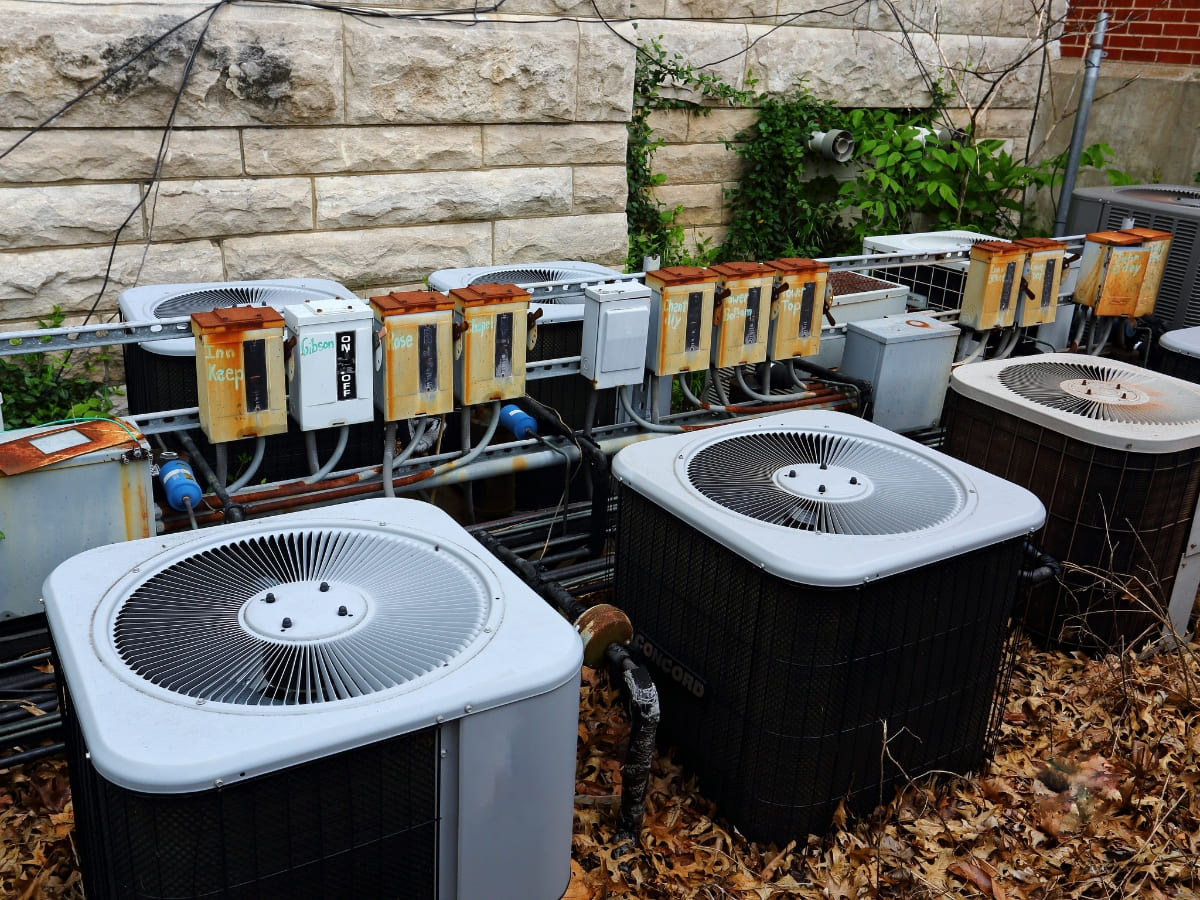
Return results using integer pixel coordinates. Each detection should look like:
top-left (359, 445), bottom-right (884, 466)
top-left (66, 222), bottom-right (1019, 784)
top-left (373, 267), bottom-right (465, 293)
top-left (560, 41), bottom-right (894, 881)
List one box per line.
top-left (455, 675), bottom-right (581, 900)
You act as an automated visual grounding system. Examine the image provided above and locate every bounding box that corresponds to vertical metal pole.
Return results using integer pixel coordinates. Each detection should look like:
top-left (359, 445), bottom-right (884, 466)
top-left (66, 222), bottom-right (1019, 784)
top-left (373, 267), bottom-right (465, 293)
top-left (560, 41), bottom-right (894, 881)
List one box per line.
top-left (1054, 12), bottom-right (1109, 236)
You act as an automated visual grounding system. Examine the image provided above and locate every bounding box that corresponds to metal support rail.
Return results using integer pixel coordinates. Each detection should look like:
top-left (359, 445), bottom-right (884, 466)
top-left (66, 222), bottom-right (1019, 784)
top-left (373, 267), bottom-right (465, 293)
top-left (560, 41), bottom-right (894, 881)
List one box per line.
top-left (0, 239), bottom-right (1091, 358)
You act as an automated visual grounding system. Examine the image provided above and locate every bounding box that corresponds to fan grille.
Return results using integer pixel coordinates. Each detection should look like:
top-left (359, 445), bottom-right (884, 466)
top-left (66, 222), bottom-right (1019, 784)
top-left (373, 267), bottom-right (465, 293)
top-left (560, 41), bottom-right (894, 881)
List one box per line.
top-left (112, 528), bottom-right (492, 706)
top-left (154, 285), bottom-right (341, 318)
top-left (685, 430), bottom-right (965, 535)
top-left (997, 360), bottom-right (1200, 425)
top-left (469, 267), bottom-right (584, 287)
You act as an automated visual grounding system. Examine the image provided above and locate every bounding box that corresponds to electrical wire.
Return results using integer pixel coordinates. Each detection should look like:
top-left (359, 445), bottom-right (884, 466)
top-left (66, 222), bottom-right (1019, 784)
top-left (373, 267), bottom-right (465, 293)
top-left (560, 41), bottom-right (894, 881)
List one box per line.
top-left (227, 436), bottom-right (267, 492)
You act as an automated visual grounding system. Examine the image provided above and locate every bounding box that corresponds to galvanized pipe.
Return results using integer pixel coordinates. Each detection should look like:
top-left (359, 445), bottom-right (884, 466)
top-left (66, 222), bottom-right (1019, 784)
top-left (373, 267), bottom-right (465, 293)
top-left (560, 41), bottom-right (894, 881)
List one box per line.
top-left (1053, 12), bottom-right (1109, 236)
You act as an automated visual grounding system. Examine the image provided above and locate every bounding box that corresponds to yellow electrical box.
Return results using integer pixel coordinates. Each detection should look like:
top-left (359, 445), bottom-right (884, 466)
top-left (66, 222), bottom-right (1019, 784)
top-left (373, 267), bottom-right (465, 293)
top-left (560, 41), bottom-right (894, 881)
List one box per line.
top-left (1075, 231), bottom-right (1148, 318)
top-left (644, 266), bottom-right (719, 375)
top-left (1013, 237), bottom-right (1067, 327)
top-left (449, 283), bottom-right (530, 406)
top-left (708, 261), bottom-right (776, 369)
top-left (191, 306), bottom-right (288, 444)
top-left (765, 257), bottom-right (828, 360)
top-left (370, 290), bottom-right (455, 421)
top-left (1121, 227), bottom-right (1173, 318)
top-left (960, 241), bottom-right (1027, 330)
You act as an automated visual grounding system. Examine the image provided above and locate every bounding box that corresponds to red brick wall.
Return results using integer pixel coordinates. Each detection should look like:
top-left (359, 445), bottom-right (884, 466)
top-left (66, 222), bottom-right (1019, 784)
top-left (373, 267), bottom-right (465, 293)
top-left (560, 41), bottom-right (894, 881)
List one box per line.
top-left (1061, 0), bottom-right (1200, 65)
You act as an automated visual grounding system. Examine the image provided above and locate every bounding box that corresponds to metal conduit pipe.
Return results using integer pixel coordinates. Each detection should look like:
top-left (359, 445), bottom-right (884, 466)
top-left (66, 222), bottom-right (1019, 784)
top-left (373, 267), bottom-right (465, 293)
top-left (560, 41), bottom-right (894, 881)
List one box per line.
top-left (732, 365), bottom-right (819, 403)
top-left (304, 425), bottom-right (350, 484)
top-left (472, 530), bottom-right (657, 845)
top-left (679, 373), bottom-right (852, 416)
top-left (227, 437), bottom-right (266, 494)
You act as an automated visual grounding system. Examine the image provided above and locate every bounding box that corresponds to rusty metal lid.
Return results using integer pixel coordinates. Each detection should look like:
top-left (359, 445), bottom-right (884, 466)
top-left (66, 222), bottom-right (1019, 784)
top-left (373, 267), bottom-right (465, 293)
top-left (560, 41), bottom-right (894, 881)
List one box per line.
top-left (645, 266), bottom-right (719, 287)
top-left (764, 257), bottom-right (830, 275)
top-left (1013, 237), bottom-right (1067, 252)
top-left (969, 241), bottom-right (1026, 259)
top-left (190, 305), bottom-right (285, 334)
top-left (1084, 230), bottom-right (1143, 246)
top-left (1120, 227), bottom-right (1173, 244)
top-left (707, 261), bottom-right (777, 280)
top-left (0, 419), bottom-right (143, 476)
top-left (448, 283), bottom-right (531, 307)
top-left (370, 290), bottom-right (454, 316)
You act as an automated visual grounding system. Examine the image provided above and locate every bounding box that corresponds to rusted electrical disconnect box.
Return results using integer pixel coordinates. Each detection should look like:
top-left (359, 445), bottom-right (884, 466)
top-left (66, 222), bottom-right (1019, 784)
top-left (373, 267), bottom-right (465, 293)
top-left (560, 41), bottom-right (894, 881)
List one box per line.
top-left (1120, 227), bottom-right (1173, 318)
top-left (1013, 237), bottom-right (1067, 327)
top-left (960, 241), bottom-right (1028, 331)
top-left (708, 261), bottom-right (776, 369)
top-left (644, 266), bottom-right (719, 375)
top-left (764, 257), bottom-right (829, 360)
top-left (1074, 231), bottom-right (1149, 317)
top-left (282, 298), bottom-right (374, 431)
top-left (370, 290), bottom-right (456, 421)
top-left (449, 283), bottom-right (530, 406)
top-left (191, 307), bottom-right (287, 444)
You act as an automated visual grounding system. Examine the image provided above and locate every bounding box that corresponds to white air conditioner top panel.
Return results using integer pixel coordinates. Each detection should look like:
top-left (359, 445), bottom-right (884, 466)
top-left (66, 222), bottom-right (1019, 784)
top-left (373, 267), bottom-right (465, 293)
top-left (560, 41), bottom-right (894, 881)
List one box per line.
top-left (863, 230), bottom-right (999, 254)
top-left (427, 261), bottom-right (622, 293)
top-left (42, 498), bottom-right (583, 794)
top-left (950, 353), bottom-right (1200, 453)
top-left (612, 410), bottom-right (1044, 587)
top-left (119, 278), bottom-right (357, 358)
top-left (1159, 326), bottom-right (1200, 359)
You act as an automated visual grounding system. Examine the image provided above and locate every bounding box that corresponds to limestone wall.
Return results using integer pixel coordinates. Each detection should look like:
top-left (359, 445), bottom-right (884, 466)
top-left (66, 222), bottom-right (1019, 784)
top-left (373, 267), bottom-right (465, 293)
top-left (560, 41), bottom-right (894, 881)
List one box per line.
top-left (0, 0), bottom-right (1059, 331)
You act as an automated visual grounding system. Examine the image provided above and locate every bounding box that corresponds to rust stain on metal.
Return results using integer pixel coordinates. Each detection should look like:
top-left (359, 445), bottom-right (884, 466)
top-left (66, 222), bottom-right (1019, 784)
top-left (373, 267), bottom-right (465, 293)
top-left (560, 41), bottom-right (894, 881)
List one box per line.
top-left (371, 290), bottom-right (455, 421)
top-left (192, 308), bottom-right (288, 443)
top-left (574, 603), bottom-right (634, 668)
top-left (766, 257), bottom-right (828, 360)
top-left (0, 420), bottom-right (140, 476)
top-left (828, 271), bottom-right (896, 296)
top-left (449, 283), bottom-right (529, 406)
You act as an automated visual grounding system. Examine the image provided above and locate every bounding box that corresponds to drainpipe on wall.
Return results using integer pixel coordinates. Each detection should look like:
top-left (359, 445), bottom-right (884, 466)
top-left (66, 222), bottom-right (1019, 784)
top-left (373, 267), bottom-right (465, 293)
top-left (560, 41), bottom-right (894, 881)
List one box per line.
top-left (1053, 12), bottom-right (1109, 236)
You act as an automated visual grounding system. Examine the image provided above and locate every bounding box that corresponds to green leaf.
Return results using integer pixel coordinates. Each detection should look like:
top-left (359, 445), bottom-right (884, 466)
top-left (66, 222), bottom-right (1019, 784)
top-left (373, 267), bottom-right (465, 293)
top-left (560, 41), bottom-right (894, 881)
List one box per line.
top-left (937, 182), bottom-right (960, 208)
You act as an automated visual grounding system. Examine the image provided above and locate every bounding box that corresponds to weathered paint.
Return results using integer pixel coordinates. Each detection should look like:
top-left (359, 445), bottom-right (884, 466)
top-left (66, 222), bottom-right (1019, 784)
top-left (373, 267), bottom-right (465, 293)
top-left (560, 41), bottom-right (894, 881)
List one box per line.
top-left (1121, 228), bottom-right (1173, 318)
top-left (1013, 237), bottom-right (1067, 327)
top-left (0, 420), bottom-right (136, 476)
top-left (191, 306), bottom-right (288, 443)
top-left (370, 290), bottom-right (455, 421)
top-left (644, 266), bottom-right (718, 376)
top-left (764, 257), bottom-right (828, 360)
top-left (960, 241), bottom-right (1027, 331)
top-left (449, 284), bottom-right (530, 406)
top-left (708, 261), bottom-right (775, 369)
top-left (574, 602), bottom-right (633, 668)
top-left (1074, 231), bottom-right (1149, 318)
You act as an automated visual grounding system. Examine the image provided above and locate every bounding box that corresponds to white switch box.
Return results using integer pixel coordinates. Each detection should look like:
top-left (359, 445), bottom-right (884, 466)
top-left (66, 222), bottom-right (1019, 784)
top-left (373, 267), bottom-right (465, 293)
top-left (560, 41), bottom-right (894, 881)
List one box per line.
top-left (283, 297), bottom-right (375, 430)
top-left (582, 282), bottom-right (651, 389)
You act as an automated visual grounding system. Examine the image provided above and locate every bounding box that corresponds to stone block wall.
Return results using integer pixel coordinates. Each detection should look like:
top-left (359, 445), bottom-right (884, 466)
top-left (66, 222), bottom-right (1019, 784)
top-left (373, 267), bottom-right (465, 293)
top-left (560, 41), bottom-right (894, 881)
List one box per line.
top-left (1, 0), bottom-right (1060, 334)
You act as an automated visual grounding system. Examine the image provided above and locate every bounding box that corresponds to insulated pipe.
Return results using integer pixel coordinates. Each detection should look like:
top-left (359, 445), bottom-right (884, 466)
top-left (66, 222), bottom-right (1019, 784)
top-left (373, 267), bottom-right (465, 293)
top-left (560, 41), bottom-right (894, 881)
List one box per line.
top-left (177, 429), bottom-right (244, 522)
top-left (472, 531), bottom-right (658, 845)
top-left (1017, 540), bottom-right (1061, 588)
top-left (227, 436), bottom-right (266, 494)
top-left (789, 357), bottom-right (872, 406)
top-left (679, 369), bottom-right (850, 416)
top-left (1053, 12), bottom-right (1109, 236)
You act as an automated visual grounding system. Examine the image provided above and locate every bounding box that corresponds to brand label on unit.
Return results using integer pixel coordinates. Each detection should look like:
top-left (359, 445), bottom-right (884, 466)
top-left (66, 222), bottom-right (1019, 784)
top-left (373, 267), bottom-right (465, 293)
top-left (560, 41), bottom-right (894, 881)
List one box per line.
top-left (999, 261), bottom-right (1015, 312)
top-left (684, 291), bottom-right (704, 352)
top-left (243, 339), bottom-right (269, 412)
top-left (798, 281), bottom-right (815, 338)
top-left (494, 312), bottom-right (513, 378)
top-left (1040, 259), bottom-right (1056, 313)
top-left (629, 631), bottom-right (706, 699)
top-left (743, 286), bottom-right (761, 345)
top-left (418, 324), bottom-right (438, 393)
top-left (335, 330), bottom-right (356, 401)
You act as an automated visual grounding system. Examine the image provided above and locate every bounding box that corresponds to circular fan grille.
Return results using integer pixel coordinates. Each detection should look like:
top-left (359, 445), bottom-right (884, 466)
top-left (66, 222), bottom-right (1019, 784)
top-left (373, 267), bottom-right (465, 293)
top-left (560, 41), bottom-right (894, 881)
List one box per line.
top-left (1120, 187), bottom-right (1200, 208)
top-left (112, 528), bottom-right (493, 706)
top-left (154, 285), bottom-right (340, 318)
top-left (997, 360), bottom-right (1200, 425)
top-left (685, 430), bottom-right (965, 535)
top-left (469, 267), bottom-right (580, 286)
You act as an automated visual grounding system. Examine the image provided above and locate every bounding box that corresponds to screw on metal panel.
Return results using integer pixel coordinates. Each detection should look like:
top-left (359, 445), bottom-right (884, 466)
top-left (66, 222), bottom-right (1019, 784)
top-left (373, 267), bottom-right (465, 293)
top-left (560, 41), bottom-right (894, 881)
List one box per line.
top-left (264, 593), bottom-right (275, 603)
top-left (338, 606), bottom-right (348, 616)
top-left (214, 779), bottom-right (223, 787)
top-left (464, 704), bottom-right (473, 713)
top-left (282, 617), bottom-right (292, 629)
top-left (196, 699), bottom-right (206, 706)
top-left (819, 485), bottom-right (826, 494)
top-left (440, 750), bottom-right (447, 758)
top-left (484, 627), bottom-right (491, 633)
top-left (436, 715), bottom-right (445, 723)
top-left (820, 462), bottom-right (827, 470)
top-left (850, 477), bottom-right (858, 485)
top-left (320, 582), bottom-right (330, 592)
top-left (788, 470), bottom-right (796, 477)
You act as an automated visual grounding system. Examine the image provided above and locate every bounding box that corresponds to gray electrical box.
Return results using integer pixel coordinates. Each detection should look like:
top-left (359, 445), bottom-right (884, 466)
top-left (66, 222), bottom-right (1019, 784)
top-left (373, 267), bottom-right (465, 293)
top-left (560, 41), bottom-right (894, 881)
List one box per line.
top-left (0, 419), bottom-right (155, 620)
top-left (839, 315), bottom-right (959, 433)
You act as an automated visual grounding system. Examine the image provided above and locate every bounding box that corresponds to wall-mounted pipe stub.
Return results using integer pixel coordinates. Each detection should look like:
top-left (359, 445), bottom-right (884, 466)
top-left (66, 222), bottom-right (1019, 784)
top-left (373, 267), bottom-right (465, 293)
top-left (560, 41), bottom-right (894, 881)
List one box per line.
top-left (807, 130), bottom-right (855, 163)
